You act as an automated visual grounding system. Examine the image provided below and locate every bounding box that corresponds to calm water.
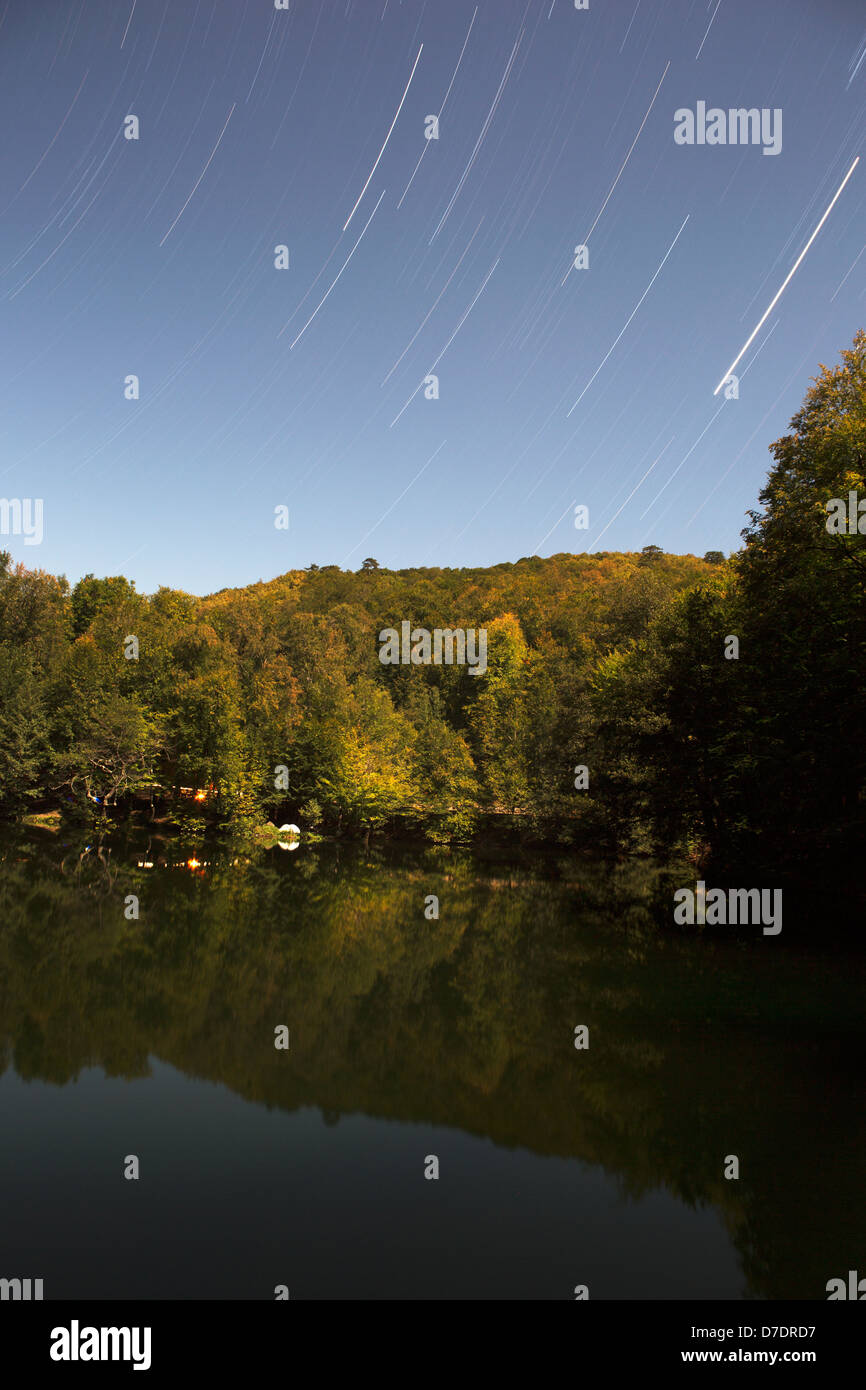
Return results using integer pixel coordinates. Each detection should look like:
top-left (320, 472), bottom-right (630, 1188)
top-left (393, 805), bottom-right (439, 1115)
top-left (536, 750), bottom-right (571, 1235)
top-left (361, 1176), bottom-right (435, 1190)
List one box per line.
top-left (0, 827), bottom-right (863, 1300)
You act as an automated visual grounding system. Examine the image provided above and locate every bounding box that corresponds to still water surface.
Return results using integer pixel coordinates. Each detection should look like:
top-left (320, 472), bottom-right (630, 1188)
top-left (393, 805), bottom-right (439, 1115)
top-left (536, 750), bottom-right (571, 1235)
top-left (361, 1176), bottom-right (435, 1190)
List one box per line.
top-left (1, 829), bottom-right (863, 1299)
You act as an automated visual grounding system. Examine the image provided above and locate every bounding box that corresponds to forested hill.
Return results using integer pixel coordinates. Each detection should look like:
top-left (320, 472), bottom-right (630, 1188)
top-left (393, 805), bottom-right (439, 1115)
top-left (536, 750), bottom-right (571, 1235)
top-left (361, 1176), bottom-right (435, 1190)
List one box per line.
top-left (0, 545), bottom-right (716, 845)
top-left (201, 547), bottom-right (713, 642)
top-left (1, 333), bottom-right (865, 881)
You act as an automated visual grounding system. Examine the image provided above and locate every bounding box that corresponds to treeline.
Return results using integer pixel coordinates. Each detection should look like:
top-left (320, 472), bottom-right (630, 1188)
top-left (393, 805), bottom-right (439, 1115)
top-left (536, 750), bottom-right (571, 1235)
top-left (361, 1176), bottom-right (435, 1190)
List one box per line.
top-left (1, 333), bottom-right (864, 875)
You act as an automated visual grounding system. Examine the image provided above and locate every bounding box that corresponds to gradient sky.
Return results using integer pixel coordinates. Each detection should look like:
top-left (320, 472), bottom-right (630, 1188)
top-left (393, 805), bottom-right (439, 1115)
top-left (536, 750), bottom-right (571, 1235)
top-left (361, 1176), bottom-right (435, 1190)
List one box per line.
top-left (1, 0), bottom-right (864, 594)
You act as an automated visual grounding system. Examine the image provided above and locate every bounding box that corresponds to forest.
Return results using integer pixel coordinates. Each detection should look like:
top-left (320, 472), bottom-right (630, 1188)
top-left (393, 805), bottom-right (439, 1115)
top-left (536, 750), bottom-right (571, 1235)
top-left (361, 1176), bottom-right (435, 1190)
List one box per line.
top-left (0, 333), bottom-right (864, 880)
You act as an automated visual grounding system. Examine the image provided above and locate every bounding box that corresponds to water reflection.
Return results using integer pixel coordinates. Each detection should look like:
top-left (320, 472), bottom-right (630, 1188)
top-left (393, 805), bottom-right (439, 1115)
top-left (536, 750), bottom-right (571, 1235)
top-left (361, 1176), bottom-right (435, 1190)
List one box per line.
top-left (0, 828), bottom-right (863, 1299)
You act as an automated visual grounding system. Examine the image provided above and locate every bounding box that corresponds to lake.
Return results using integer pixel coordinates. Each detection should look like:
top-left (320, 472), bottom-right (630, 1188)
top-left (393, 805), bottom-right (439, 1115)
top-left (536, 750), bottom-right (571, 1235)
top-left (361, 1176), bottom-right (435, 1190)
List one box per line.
top-left (1, 827), bottom-right (863, 1300)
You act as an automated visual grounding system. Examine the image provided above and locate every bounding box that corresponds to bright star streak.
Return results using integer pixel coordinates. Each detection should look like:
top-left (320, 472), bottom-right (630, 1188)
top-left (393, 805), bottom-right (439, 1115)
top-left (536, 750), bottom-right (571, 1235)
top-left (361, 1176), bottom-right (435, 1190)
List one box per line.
top-left (343, 44), bottom-right (423, 232)
top-left (713, 155), bottom-right (859, 395)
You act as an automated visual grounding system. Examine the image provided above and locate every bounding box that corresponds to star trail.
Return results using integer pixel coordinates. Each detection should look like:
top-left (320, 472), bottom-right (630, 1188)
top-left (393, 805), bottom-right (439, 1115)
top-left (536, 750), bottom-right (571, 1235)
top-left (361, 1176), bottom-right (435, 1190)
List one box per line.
top-left (0, 0), bottom-right (863, 591)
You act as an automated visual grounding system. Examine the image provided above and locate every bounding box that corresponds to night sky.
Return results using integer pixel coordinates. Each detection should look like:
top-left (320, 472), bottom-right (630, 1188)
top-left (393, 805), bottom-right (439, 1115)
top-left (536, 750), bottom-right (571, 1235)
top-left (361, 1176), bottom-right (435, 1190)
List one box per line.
top-left (1, 0), bottom-right (864, 593)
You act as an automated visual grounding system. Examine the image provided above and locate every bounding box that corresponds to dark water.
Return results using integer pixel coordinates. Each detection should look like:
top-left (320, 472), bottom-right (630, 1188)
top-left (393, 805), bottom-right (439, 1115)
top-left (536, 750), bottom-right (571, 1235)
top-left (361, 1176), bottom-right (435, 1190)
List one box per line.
top-left (0, 828), bottom-right (864, 1300)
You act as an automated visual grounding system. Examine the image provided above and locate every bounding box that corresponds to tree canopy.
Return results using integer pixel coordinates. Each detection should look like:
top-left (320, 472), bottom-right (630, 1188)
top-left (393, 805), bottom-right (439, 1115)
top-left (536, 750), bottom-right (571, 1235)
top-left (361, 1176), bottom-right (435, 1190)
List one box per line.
top-left (0, 333), bottom-right (863, 880)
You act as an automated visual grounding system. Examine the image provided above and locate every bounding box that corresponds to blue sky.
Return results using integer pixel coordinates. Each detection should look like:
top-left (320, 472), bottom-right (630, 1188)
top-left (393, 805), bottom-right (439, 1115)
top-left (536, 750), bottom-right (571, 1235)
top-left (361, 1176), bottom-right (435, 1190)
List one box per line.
top-left (0, 0), bottom-right (864, 593)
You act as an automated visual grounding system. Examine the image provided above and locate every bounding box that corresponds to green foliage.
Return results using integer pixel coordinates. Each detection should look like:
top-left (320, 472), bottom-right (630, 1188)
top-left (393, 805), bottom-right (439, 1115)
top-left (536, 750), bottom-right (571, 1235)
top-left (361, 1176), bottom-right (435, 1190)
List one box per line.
top-left (638, 544), bottom-right (664, 564)
top-left (589, 332), bottom-right (866, 875)
top-left (71, 574), bottom-right (140, 636)
top-left (55, 691), bottom-right (162, 808)
top-left (0, 644), bottom-right (50, 811)
top-left (0, 333), bottom-right (862, 870)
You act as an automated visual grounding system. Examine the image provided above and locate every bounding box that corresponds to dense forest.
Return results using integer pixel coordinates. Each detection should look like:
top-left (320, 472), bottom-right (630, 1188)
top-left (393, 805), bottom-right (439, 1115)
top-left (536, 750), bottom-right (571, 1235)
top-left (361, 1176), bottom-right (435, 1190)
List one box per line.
top-left (1, 333), bottom-right (864, 878)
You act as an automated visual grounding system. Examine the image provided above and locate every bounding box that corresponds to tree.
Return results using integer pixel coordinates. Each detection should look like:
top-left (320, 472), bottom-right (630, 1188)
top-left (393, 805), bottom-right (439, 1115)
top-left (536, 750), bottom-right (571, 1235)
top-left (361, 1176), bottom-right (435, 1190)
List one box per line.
top-left (588, 574), bottom-right (741, 855)
top-left (408, 686), bottom-right (478, 838)
top-left (729, 331), bottom-right (866, 866)
top-left (314, 679), bottom-right (415, 830)
top-left (638, 544), bottom-right (664, 564)
top-left (600, 332), bottom-right (866, 873)
top-left (168, 669), bottom-right (244, 807)
top-left (0, 561), bottom-right (70, 676)
top-left (56, 692), bottom-right (161, 807)
top-left (0, 644), bottom-right (49, 813)
top-left (71, 574), bottom-right (139, 637)
top-left (468, 615), bottom-right (532, 813)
